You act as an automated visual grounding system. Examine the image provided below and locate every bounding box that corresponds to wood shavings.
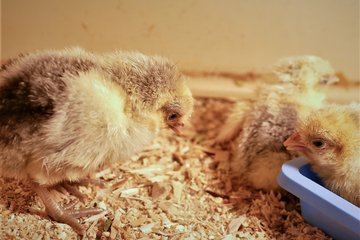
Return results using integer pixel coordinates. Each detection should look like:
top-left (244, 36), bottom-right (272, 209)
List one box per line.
top-left (110, 178), bottom-right (128, 190)
top-left (0, 97), bottom-right (331, 240)
top-left (228, 215), bottom-right (248, 234)
top-left (172, 152), bottom-right (184, 165)
top-left (172, 181), bottom-right (184, 203)
top-left (158, 201), bottom-right (187, 219)
top-left (98, 201), bottom-right (107, 210)
top-left (140, 223), bottom-right (156, 234)
top-left (127, 208), bottom-right (147, 227)
top-left (154, 230), bottom-right (186, 237)
top-left (94, 168), bottom-right (112, 179)
top-left (148, 175), bottom-right (170, 182)
top-left (110, 209), bottom-right (124, 239)
top-left (117, 187), bottom-right (140, 197)
top-left (128, 164), bottom-right (167, 175)
top-left (151, 182), bottom-right (172, 200)
top-left (84, 210), bottom-right (108, 222)
top-left (103, 217), bottom-right (113, 232)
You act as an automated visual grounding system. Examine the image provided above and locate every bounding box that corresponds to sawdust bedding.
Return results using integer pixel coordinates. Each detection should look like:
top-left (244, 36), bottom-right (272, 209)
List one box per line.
top-left (0, 98), bottom-right (330, 240)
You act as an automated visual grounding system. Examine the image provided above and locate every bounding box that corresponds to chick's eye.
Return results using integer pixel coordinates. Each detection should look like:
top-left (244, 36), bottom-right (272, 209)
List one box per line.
top-left (312, 139), bottom-right (325, 148)
top-left (167, 112), bottom-right (179, 121)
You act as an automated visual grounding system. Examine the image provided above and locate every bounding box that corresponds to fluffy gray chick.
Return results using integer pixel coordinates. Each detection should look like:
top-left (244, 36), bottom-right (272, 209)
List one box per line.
top-left (0, 48), bottom-right (193, 234)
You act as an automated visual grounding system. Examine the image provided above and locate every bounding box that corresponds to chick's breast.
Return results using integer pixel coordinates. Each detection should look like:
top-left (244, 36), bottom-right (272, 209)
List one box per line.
top-left (0, 50), bottom-right (156, 185)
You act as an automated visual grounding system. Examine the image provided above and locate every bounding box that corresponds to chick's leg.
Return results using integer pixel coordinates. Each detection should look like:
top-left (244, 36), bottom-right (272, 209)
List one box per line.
top-left (32, 183), bottom-right (103, 235)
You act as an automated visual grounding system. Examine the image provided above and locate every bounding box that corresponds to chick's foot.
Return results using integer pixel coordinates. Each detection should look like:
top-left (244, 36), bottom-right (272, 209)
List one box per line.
top-left (32, 183), bottom-right (103, 235)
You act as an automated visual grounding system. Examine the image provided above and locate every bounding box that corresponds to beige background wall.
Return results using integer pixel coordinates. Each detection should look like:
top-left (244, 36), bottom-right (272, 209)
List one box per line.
top-left (1, 0), bottom-right (359, 81)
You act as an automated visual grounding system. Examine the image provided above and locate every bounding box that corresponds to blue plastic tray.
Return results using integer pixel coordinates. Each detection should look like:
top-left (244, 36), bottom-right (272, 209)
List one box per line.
top-left (277, 157), bottom-right (360, 240)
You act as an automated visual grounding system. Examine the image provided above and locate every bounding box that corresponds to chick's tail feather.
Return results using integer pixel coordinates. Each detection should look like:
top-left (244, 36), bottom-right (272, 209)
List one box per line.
top-left (215, 101), bottom-right (252, 144)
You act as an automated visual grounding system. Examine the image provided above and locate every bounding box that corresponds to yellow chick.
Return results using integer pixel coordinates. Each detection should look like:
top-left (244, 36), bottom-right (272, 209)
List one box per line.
top-left (284, 104), bottom-right (360, 207)
top-left (0, 48), bottom-right (193, 234)
top-left (216, 56), bottom-right (337, 190)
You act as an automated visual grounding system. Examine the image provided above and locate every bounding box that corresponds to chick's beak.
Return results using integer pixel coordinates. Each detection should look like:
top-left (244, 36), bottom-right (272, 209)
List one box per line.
top-left (283, 133), bottom-right (308, 153)
top-left (168, 122), bottom-right (184, 135)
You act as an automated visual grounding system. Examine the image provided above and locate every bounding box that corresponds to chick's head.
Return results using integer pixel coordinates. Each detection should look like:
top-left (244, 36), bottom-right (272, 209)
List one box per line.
top-left (107, 51), bottom-right (193, 134)
top-left (284, 104), bottom-right (360, 175)
top-left (159, 86), bottom-right (193, 134)
top-left (274, 55), bottom-right (338, 89)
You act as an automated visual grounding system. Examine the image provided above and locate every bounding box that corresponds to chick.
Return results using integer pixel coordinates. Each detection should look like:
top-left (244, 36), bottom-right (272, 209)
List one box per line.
top-left (284, 104), bottom-right (360, 207)
top-left (216, 56), bottom-right (337, 190)
top-left (0, 48), bottom-right (193, 234)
